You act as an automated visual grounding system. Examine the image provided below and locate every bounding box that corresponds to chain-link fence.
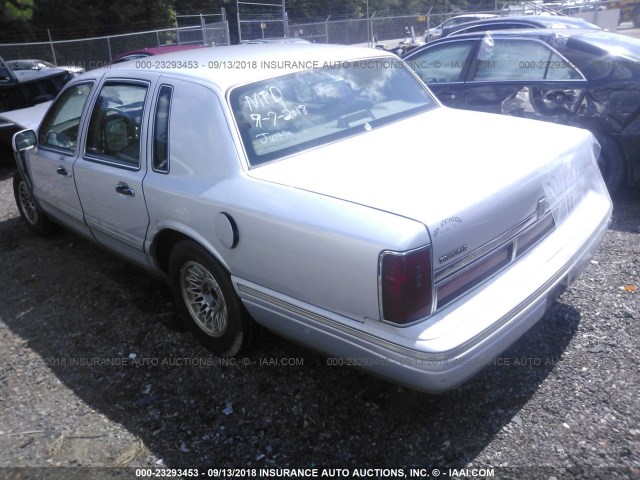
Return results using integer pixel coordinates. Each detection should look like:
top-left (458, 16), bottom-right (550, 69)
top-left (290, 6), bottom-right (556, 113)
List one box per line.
top-left (1, 1), bottom-right (636, 70)
top-left (0, 21), bottom-right (230, 71)
top-left (287, 0), bottom-right (637, 45)
top-left (236, 0), bottom-right (288, 42)
top-left (287, 11), bottom-right (501, 45)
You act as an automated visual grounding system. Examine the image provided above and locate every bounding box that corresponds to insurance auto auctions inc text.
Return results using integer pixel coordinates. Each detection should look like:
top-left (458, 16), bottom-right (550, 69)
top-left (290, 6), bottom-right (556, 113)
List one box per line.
top-left (196, 467), bottom-right (495, 478)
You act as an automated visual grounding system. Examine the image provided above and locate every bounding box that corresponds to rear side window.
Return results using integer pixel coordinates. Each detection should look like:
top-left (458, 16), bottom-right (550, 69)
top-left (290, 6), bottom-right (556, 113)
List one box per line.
top-left (153, 85), bottom-right (172, 173)
top-left (38, 83), bottom-right (93, 153)
top-left (86, 82), bottom-right (148, 167)
top-left (473, 38), bottom-right (583, 81)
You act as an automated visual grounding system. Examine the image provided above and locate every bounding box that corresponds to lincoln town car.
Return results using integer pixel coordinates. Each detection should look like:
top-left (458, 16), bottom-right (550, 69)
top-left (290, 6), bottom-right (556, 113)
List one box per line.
top-left (12, 44), bottom-right (612, 392)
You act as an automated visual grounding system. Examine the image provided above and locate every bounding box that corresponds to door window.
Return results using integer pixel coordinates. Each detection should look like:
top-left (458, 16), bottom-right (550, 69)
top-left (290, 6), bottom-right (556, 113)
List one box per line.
top-left (152, 85), bottom-right (172, 173)
top-left (473, 38), bottom-right (583, 81)
top-left (405, 41), bottom-right (476, 83)
top-left (38, 83), bottom-right (93, 153)
top-left (86, 82), bottom-right (148, 167)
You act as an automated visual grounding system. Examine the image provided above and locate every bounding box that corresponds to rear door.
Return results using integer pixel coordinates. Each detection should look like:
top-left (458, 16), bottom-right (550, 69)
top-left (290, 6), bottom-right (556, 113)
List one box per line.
top-left (456, 36), bottom-right (588, 119)
top-left (73, 74), bottom-right (156, 267)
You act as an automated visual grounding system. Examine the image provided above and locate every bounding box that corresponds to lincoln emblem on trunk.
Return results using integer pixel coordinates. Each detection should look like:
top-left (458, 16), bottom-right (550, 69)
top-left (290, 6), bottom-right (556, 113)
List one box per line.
top-left (439, 245), bottom-right (468, 264)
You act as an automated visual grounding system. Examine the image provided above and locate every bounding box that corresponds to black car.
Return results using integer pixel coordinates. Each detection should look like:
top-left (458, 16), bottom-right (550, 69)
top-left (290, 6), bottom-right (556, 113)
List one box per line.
top-left (403, 29), bottom-right (640, 191)
top-left (0, 57), bottom-right (70, 163)
top-left (443, 14), bottom-right (601, 38)
top-left (1, 57), bottom-right (71, 112)
top-left (6, 58), bottom-right (86, 77)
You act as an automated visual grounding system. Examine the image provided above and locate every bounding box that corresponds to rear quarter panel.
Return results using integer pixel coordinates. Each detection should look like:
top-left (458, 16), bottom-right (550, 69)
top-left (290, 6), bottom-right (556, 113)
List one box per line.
top-left (142, 76), bottom-right (430, 323)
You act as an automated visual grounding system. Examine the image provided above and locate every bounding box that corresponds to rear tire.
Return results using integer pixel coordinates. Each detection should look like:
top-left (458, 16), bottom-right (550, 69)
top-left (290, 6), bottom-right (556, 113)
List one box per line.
top-left (593, 133), bottom-right (625, 195)
top-left (12, 173), bottom-right (55, 236)
top-left (168, 240), bottom-right (254, 356)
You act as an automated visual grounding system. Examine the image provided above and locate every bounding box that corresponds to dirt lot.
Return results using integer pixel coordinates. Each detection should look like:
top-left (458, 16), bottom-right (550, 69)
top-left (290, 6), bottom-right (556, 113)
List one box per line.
top-left (0, 161), bottom-right (639, 479)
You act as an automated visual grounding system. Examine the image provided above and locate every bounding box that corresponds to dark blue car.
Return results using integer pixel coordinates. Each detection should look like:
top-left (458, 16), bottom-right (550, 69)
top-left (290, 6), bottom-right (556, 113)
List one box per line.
top-left (442, 15), bottom-right (601, 38)
top-left (403, 29), bottom-right (640, 192)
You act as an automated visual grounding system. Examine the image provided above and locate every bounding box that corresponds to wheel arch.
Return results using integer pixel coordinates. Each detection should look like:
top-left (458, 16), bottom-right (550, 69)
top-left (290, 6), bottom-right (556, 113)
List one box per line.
top-left (150, 226), bottom-right (229, 276)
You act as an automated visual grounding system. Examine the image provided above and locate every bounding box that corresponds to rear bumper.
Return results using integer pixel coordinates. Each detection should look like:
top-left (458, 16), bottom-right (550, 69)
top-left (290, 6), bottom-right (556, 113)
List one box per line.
top-left (237, 189), bottom-right (611, 393)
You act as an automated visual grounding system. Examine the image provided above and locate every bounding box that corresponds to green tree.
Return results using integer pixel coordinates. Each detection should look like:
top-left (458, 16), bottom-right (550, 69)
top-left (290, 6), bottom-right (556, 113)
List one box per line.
top-left (3, 0), bottom-right (33, 19)
top-left (33, 0), bottom-right (174, 40)
top-left (0, 0), bottom-right (35, 41)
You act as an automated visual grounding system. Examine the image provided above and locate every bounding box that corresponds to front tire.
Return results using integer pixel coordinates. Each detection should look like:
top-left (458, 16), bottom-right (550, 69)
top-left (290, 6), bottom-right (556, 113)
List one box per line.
top-left (168, 240), bottom-right (254, 356)
top-left (13, 173), bottom-right (55, 236)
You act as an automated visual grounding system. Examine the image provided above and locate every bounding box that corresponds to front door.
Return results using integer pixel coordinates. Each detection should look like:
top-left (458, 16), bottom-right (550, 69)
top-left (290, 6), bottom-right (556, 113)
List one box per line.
top-left (25, 82), bottom-right (94, 235)
top-left (404, 39), bottom-right (477, 108)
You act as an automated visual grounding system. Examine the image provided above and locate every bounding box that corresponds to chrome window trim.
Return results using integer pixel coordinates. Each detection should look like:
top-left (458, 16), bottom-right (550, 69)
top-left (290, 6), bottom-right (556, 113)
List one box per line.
top-left (82, 153), bottom-right (142, 171)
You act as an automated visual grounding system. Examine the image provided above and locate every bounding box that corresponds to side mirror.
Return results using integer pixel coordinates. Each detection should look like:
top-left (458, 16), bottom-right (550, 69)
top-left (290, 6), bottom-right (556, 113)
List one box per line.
top-left (13, 129), bottom-right (37, 152)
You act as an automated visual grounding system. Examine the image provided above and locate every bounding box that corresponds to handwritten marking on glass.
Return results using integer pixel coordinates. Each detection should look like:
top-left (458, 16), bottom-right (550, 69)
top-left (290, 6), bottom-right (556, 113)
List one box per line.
top-left (250, 105), bottom-right (307, 128)
top-left (255, 130), bottom-right (293, 145)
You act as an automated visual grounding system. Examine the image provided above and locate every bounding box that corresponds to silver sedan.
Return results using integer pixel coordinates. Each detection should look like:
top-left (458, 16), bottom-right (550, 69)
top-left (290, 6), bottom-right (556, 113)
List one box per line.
top-left (12, 43), bottom-right (611, 392)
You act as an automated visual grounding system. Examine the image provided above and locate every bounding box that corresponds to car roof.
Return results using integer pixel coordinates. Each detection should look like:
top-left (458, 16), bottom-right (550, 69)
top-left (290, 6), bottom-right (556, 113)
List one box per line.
top-left (103, 43), bottom-right (395, 91)
top-left (240, 37), bottom-right (312, 44)
top-left (423, 27), bottom-right (604, 44)
top-left (446, 15), bottom-right (600, 35)
top-left (474, 14), bottom-right (595, 25)
top-left (110, 44), bottom-right (208, 63)
top-left (447, 13), bottom-right (496, 19)
top-left (8, 59), bottom-right (48, 63)
top-left (406, 28), bottom-right (640, 59)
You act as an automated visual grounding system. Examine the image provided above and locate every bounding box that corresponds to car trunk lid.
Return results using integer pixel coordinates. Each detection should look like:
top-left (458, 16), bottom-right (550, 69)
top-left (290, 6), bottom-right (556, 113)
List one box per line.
top-left (248, 107), bottom-right (603, 310)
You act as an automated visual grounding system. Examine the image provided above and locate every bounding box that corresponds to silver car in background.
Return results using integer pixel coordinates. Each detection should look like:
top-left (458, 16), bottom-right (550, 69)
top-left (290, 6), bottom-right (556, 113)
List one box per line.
top-left (12, 44), bottom-right (611, 392)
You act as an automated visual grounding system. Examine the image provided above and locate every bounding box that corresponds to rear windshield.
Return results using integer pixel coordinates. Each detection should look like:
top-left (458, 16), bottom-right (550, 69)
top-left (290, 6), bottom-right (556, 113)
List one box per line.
top-left (578, 31), bottom-right (640, 55)
top-left (230, 59), bottom-right (436, 166)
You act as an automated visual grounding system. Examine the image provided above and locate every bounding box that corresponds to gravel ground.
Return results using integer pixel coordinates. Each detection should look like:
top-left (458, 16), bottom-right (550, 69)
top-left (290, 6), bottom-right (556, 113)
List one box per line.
top-left (0, 161), bottom-right (638, 480)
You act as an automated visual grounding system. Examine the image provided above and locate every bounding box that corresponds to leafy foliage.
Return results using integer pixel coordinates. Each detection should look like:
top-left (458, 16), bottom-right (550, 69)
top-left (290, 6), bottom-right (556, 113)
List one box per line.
top-left (1, 0), bottom-right (35, 41)
top-left (0, 0), bottom-right (500, 42)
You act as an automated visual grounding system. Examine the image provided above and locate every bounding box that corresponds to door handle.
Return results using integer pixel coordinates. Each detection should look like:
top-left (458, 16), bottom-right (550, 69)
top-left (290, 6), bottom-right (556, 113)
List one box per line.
top-left (115, 183), bottom-right (135, 197)
top-left (56, 166), bottom-right (71, 177)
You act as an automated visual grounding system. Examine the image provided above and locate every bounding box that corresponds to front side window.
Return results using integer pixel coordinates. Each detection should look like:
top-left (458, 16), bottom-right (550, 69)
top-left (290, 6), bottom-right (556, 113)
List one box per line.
top-left (473, 38), bottom-right (583, 81)
top-left (38, 83), bottom-right (93, 152)
top-left (86, 82), bottom-right (148, 167)
top-left (405, 41), bottom-right (477, 84)
top-left (231, 59), bottom-right (436, 166)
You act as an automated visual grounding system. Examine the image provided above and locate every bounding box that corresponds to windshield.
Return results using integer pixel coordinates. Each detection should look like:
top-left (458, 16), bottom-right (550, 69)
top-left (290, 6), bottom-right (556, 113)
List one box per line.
top-left (230, 58), bottom-right (436, 166)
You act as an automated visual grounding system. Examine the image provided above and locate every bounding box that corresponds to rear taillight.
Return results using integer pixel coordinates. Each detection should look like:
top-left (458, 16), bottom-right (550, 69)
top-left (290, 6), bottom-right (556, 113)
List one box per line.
top-left (379, 246), bottom-right (433, 325)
